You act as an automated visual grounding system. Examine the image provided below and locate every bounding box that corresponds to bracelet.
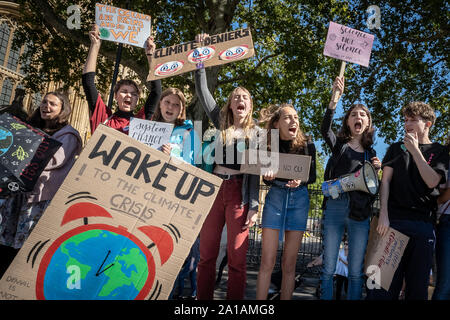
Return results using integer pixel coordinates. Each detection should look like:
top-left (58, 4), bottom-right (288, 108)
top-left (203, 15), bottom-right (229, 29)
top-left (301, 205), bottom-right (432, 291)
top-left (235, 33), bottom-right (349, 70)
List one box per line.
top-left (146, 53), bottom-right (153, 56)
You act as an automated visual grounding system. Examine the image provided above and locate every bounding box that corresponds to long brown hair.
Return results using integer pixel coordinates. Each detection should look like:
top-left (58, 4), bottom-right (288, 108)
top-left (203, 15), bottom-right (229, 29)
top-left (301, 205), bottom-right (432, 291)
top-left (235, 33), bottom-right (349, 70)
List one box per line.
top-left (27, 91), bottom-right (71, 135)
top-left (152, 87), bottom-right (186, 127)
top-left (259, 103), bottom-right (308, 153)
top-left (337, 103), bottom-right (374, 150)
top-left (219, 86), bottom-right (256, 144)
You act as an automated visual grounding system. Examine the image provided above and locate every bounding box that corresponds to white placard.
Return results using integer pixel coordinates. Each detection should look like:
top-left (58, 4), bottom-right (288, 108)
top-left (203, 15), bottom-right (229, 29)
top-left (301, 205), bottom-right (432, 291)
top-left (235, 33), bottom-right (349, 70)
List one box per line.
top-left (129, 118), bottom-right (173, 149)
top-left (95, 3), bottom-right (151, 48)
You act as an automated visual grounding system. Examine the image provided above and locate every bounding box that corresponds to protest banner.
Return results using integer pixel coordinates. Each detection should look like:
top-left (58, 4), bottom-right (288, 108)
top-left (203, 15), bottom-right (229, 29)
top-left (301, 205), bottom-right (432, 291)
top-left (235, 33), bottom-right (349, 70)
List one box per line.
top-left (129, 118), bottom-right (173, 150)
top-left (0, 113), bottom-right (61, 196)
top-left (323, 21), bottom-right (375, 101)
top-left (147, 28), bottom-right (255, 80)
top-left (364, 217), bottom-right (409, 292)
top-left (95, 3), bottom-right (151, 48)
top-left (239, 150), bottom-right (311, 181)
top-left (324, 21), bottom-right (374, 67)
top-left (0, 125), bottom-right (222, 300)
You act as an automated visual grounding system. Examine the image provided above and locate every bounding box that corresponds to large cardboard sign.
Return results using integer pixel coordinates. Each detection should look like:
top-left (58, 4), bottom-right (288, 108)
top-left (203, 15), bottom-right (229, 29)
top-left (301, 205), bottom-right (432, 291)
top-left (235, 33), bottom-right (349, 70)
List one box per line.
top-left (95, 3), bottom-right (151, 48)
top-left (147, 28), bottom-right (255, 80)
top-left (0, 125), bottom-right (222, 300)
top-left (364, 217), bottom-right (409, 291)
top-left (129, 118), bottom-right (173, 150)
top-left (239, 150), bottom-right (311, 181)
top-left (323, 21), bottom-right (374, 67)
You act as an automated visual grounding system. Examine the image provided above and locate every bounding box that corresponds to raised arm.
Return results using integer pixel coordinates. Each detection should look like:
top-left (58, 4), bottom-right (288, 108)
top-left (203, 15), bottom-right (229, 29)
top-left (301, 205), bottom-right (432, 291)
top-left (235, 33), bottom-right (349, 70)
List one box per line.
top-left (83, 24), bottom-right (101, 74)
top-left (321, 77), bottom-right (344, 149)
top-left (143, 36), bottom-right (161, 120)
top-left (193, 33), bottom-right (221, 129)
top-left (82, 24), bottom-right (101, 113)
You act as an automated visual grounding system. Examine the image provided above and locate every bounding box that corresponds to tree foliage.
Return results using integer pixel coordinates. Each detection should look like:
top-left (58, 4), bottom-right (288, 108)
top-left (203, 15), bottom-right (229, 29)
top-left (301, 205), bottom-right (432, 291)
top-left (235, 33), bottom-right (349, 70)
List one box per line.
top-left (13, 0), bottom-right (449, 148)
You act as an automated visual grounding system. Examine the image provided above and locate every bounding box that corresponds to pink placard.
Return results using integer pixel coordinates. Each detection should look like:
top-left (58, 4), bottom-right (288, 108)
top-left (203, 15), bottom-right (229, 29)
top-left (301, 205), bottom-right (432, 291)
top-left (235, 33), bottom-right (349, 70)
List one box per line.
top-left (323, 21), bottom-right (374, 67)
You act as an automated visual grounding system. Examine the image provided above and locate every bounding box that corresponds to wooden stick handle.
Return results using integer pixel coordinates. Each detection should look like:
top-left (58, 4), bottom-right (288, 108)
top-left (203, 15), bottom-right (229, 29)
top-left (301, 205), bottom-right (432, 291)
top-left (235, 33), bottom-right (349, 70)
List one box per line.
top-left (332, 61), bottom-right (346, 103)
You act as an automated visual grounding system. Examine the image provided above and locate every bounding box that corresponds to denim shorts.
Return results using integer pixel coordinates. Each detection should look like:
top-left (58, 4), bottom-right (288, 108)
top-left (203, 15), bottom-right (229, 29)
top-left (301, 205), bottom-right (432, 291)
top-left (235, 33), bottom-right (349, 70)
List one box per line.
top-left (262, 184), bottom-right (309, 232)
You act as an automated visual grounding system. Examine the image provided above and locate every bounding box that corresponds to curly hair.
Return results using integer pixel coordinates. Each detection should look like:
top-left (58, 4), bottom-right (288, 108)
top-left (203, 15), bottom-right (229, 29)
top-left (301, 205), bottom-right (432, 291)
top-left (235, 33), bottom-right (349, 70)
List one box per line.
top-left (401, 101), bottom-right (436, 125)
top-left (259, 103), bottom-right (308, 153)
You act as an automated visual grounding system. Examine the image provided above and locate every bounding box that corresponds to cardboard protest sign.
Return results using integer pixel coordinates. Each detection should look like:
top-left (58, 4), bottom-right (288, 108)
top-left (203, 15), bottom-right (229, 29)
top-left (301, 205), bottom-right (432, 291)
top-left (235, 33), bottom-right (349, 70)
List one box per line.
top-left (364, 217), bottom-right (409, 291)
top-left (0, 125), bottom-right (222, 300)
top-left (129, 118), bottom-right (173, 150)
top-left (95, 3), bottom-right (151, 48)
top-left (147, 28), bottom-right (255, 80)
top-left (0, 113), bottom-right (62, 196)
top-left (323, 21), bottom-right (374, 67)
top-left (239, 150), bottom-right (311, 181)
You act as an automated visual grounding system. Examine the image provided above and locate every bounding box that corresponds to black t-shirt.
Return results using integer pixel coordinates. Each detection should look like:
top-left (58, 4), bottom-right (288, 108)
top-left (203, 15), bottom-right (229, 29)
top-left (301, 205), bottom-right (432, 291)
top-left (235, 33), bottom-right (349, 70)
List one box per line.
top-left (382, 142), bottom-right (449, 222)
top-left (321, 108), bottom-right (376, 180)
top-left (217, 140), bottom-right (243, 170)
top-left (333, 146), bottom-right (367, 179)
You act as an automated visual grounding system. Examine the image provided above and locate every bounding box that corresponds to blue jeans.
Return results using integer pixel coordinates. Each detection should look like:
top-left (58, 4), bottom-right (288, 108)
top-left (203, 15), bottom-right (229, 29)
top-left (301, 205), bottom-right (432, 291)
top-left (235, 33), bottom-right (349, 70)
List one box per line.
top-left (262, 184), bottom-right (309, 241)
top-left (320, 193), bottom-right (370, 300)
top-left (433, 214), bottom-right (450, 300)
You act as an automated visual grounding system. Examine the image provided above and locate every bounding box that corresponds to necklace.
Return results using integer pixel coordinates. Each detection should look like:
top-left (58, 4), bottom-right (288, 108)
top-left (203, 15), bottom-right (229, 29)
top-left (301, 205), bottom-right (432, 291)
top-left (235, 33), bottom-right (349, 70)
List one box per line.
top-left (348, 141), bottom-right (363, 151)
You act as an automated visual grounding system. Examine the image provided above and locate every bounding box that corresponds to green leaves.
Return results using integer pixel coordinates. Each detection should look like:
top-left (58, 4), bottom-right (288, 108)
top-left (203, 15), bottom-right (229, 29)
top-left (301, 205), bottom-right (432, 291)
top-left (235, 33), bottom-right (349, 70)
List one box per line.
top-left (13, 0), bottom-right (448, 145)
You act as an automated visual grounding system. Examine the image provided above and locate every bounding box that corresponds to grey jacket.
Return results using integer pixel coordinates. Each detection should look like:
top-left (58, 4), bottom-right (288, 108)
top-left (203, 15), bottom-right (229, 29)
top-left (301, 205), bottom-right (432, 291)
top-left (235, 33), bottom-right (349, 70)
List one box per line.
top-left (195, 68), bottom-right (260, 211)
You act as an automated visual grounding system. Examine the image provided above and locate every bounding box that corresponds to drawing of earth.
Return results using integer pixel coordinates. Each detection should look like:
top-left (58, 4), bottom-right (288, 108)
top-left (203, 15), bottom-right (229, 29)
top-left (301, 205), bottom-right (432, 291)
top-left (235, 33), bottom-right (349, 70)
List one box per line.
top-left (42, 229), bottom-right (149, 300)
top-left (0, 126), bottom-right (13, 156)
top-left (99, 27), bottom-right (110, 39)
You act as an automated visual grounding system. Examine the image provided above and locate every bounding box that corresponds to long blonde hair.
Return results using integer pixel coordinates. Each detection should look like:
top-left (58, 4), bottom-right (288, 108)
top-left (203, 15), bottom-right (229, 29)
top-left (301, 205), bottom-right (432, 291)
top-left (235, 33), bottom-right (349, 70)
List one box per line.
top-left (259, 103), bottom-right (308, 153)
top-left (218, 86), bottom-right (256, 144)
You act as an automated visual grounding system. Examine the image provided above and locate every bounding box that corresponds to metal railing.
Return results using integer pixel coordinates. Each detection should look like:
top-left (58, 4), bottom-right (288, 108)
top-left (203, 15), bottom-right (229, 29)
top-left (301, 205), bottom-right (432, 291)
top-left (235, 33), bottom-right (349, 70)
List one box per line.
top-left (246, 184), bottom-right (380, 275)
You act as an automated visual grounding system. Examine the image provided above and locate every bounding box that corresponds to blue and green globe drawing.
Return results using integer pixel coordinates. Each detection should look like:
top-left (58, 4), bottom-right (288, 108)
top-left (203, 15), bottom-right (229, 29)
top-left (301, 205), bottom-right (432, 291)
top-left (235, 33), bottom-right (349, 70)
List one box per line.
top-left (0, 126), bottom-right (13, 156)
top-left (37, 225), bottom-right (155, 300)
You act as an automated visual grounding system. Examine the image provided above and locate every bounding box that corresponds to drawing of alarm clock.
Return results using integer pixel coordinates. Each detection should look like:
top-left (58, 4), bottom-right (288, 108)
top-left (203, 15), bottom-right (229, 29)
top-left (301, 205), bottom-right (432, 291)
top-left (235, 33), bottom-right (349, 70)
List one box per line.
top-left (32, 192), bottom-right (179, 300)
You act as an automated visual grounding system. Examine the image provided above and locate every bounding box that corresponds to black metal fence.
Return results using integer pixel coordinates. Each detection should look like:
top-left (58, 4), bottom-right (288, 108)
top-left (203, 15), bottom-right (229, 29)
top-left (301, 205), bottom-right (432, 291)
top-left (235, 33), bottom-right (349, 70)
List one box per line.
top-left (246, 184), bottom-right (380, 275)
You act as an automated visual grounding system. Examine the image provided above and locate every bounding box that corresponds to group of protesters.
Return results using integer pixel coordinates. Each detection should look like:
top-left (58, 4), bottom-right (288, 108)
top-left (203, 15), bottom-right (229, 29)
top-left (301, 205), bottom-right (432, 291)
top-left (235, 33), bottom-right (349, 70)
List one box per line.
top-left (0, 25), bottom-right (448, 301)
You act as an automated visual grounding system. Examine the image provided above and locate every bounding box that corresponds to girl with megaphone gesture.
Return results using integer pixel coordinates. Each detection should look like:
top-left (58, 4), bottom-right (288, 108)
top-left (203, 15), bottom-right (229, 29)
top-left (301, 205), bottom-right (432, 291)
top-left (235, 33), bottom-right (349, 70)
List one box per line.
top-left (319, 76), bottom-right (381, 300)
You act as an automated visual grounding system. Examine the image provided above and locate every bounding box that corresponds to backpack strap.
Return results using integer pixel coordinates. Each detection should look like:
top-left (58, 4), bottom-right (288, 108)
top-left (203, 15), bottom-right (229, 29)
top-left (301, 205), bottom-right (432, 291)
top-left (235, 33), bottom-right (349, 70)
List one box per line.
top-left (327, 142), bottom-right (348, 180)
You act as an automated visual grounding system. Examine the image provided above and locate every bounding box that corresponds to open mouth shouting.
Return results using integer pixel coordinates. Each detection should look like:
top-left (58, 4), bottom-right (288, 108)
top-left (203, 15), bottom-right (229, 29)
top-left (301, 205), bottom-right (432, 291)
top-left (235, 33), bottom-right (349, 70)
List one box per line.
top-left (288, 126), bottom-right (297, 136)
top-left (236, 104), bottom-right (246, 112)
top-left (123, 100), bottom-right (132, 108)
top-left (353, 120), bottom-right (364, 133)
top-left (40, 107), bottom-right (59, 120)
top-left (165, 110), bottom-right (174, 118)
